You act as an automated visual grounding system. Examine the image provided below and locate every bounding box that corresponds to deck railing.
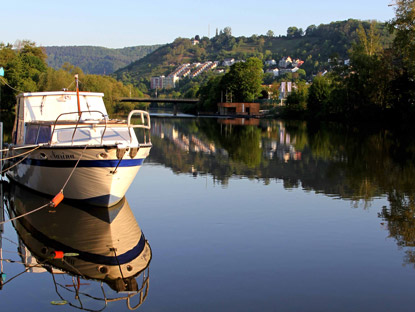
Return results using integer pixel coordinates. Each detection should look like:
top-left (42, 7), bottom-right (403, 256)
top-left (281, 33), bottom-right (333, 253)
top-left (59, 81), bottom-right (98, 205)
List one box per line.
top-left (127, 110), bottom-right (151, 144)
top-left (49, 110), bottom-right (108, 145)
top-left (47, 110), bottom-right (151, 146)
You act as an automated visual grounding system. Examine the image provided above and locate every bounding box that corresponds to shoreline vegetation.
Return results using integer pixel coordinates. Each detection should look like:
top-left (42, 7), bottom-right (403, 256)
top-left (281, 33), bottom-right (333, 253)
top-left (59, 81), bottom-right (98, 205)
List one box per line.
top-left (1, 2), bottom-right (414, 127)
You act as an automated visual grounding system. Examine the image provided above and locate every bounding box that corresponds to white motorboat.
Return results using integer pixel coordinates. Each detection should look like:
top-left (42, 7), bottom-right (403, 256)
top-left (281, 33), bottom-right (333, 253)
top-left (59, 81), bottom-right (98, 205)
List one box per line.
top-left (5, 76), bottom-right (151, 207)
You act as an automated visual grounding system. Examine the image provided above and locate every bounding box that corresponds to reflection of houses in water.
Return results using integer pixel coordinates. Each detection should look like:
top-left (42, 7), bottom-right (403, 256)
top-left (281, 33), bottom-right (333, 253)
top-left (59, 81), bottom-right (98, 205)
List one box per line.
top-left (217, 118), bottom-right (260, 126)
top-left (262, 122), bottom-right (301, 162)
top-left (151, 120), bottom-right (218, 155)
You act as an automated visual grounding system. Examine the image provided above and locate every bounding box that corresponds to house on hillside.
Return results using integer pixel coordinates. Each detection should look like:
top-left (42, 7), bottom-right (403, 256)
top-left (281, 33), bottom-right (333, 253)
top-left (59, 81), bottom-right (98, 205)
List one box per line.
top-left (266, 68), bottom-right (279, 77)
top-left (150, 76), bottom-right (164, 89)
top-left (279, 56), bottom-right (293, 68)
top-left (279, 81), bottom-right (297, 100)
top-left (163, 76), bottom-right (179, 89)
top-left (265, 59), bottom-right (277, 66)
top-left (223, 58), bottom-right (235, 66)
top-left (292, 59), bottom-right (304, 67)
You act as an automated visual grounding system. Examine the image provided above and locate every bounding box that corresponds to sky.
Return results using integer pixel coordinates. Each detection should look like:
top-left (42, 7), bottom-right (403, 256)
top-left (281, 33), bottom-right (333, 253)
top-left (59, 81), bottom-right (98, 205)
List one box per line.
top-left (1, 0), bottom-right (396, 48)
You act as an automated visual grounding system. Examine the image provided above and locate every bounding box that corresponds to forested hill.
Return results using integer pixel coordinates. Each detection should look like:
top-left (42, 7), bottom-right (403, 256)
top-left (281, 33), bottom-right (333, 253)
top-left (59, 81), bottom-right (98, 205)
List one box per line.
top-left (45, 45), bottom-right (163, 75)
top-left (113, 19), bottom-right (392, 84)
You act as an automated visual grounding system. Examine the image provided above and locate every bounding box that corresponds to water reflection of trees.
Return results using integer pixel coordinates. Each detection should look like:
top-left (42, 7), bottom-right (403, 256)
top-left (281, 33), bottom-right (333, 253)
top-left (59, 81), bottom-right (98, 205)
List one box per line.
top-left (379, 192), bottom-right (415, 267)
top-left (149, 118), bottom-right (415, 264)
top-left (150, 118), bottom-right (415, 199)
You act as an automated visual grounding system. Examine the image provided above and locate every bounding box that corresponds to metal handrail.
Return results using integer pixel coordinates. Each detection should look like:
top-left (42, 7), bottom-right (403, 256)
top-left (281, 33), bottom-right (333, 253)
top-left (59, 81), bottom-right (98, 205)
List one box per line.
top-left (127, 110), bottom-right (150, 129)
top-left (49, 111), bottom-right (108, 145)
top-left (127, 110), bottom-right (151, 144)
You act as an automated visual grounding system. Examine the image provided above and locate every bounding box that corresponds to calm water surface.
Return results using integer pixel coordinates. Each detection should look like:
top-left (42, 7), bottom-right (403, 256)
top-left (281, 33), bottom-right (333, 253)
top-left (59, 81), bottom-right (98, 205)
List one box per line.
top-left (2, 117), bottom-right (415, 311)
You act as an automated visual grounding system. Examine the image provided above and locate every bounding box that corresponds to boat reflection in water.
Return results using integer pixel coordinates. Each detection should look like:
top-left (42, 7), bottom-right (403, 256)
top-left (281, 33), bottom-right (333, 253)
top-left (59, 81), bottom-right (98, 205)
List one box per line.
top-left (4, 182), bottom-right (151, 310)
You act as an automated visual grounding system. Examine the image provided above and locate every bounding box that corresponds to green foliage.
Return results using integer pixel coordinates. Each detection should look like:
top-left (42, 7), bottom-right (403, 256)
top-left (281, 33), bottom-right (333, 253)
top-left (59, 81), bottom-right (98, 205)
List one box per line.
top-left (287, 26), bottom-right (303, 38)
top-left (198, 57), bottom-right (263, 111)
top-left (0, 41), bottom-right (144, 116)
top-left (221, 57), bottom-right (263, 102)
top-left (113, 19), bottom-right (393, 89)
top-left (45, 45), bottom-right (162, 75)
top-left (387, 0), bottom-right (415, 120)
top-left (285, 82), bottom-right (308, 116)
top-left (283, 17), bottom-right (404, 122)
top-left (198, 75), bottom-right (223, 112)
top-left (0, 41), bottom-right (48, 111)
top-left (307, 75), bottom-right (332, 117)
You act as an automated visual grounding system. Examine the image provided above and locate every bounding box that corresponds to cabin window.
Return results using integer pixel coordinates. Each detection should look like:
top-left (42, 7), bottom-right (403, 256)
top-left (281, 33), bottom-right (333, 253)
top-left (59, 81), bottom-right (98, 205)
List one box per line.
top-left (103, 128), bottom-right (130, 142)
top-left (25, 125), bottom-right (51, 144)
top-left (37, 126), bottom-right (51, 143)
top-left (25, 125), bottom-right (39, 144)
top-left (56, 128), bottom-right (91, 143)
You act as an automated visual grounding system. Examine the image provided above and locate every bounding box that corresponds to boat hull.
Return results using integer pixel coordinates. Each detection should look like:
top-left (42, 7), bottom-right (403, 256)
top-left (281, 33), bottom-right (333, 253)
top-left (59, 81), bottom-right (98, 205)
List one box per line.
top-left (6, 146), bottom-right (151, 207)
top-left (6, 183), bottom-right (152, 288)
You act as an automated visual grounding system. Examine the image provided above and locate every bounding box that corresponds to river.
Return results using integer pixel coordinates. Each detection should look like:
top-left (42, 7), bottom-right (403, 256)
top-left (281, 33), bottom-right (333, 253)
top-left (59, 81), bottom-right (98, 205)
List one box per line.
top-left (1, 117), bottom-right (415, 311)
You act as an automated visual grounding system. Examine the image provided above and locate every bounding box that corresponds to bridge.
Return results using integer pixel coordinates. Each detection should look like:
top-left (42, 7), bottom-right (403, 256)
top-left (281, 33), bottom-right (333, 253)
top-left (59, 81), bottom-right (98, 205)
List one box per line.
top-left (119, 97), bottom-right (199, 116)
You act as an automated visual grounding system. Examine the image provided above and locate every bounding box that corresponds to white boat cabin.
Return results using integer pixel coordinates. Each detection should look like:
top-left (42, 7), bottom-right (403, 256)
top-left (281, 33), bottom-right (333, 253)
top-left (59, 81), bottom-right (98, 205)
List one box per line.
top-left (13, 91), bottom-right (150, 147)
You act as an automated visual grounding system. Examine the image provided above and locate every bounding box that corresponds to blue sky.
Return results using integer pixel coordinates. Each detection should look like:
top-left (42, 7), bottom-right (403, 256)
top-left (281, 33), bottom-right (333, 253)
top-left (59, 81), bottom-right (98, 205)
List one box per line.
top-left (2, 0), bottom-right (396, 48)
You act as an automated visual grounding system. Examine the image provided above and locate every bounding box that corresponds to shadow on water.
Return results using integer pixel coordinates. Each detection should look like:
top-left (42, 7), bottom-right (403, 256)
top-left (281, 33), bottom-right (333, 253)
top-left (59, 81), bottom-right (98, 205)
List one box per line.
top-left (0, 181), bottom-right (151, 311)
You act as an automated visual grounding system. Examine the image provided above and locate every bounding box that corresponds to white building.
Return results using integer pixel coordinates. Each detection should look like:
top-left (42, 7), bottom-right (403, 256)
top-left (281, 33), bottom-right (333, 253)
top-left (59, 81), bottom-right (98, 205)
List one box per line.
top-left (265, 59), bottom-right (276, 66)
top-left (266, 68), bottom-right (279, 77)
top-left (223, 58), bottom-right (235, 66)
top-left (163, 75), bottom-right (180, 89)
top-left (150, 76), bottom-right (164, 89)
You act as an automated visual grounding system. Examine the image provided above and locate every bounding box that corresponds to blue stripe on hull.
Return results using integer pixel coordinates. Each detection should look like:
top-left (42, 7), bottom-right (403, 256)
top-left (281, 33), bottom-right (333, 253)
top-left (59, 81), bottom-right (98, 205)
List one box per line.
top-left (17, 158), bottom-right (144, 168)
top-left (16, 213), bottom-right (147, 265)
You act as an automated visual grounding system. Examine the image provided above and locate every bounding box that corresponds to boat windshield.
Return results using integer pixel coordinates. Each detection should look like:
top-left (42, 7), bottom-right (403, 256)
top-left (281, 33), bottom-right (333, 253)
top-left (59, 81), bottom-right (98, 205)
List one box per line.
top-left (23, 123), bottom-right (138, 146)
top-left (53, 126), bottom-right (132, 145)
top-left (25, 125), bottom-right (51, 144)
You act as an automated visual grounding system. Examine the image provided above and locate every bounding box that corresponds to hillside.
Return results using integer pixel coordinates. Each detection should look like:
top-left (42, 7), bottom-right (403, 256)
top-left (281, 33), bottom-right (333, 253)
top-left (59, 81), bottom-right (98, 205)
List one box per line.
top-left (45, 45), bottom-right (163, 75)
top-left (113, 19), bottom-right (393, 87)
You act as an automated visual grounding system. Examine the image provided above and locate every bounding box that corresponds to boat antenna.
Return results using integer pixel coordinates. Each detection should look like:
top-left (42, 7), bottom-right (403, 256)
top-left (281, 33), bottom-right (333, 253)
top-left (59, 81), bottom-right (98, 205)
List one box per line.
top-left (75, 74), bottom-right (81, 117)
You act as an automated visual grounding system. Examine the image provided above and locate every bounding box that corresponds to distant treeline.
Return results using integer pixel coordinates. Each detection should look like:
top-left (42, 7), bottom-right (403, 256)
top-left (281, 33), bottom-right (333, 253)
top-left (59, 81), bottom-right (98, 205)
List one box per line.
top-left (113, 19), bottom-right (393, 87)
top-left (0, 41), bottom-right (148, 121)
top-left (45, 45), bottom-right (162, 75)
top-left (283, 2), bottom-right (415, 123)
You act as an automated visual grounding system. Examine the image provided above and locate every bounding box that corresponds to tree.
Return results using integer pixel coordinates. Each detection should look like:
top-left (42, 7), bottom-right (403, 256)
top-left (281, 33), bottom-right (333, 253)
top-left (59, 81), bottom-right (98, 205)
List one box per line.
top-left (287, 26), bottom-right (298, 38)
top-left (388, 0), bottom-right (415, 118)
top-left (306, 25), bottom-right (317, 36)
top-left (307, 75), bottom-right (332, 117)
top-left (354, 22), bottom-right (382, 56)
top-left (198, 75), bottom-right (223, 112)
top-left (266, 30), bottom-right (275, 37)
top-left (0, 41), bottom-right (48, 111)
top-left (223, 26), bottom-right (232, 37)
top-left (287, 27), bottom-right (303, 38)
top-left (285, 82), bottom-right (308, 115)
top-left (221, 57), bottom-right (264, 102)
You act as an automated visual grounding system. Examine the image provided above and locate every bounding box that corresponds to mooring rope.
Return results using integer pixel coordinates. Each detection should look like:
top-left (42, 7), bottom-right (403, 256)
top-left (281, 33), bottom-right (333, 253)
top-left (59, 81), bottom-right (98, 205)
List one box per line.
top-left (0, 145), bottom-right (88, 225)
top-left (0, 145), bottom-right (42, 161)
top-left (0, 144), bottom-right (45, 153)
top-left (0, 147), bottom-right (40, 174)
top-left (60, 144), bottom-right (88, 192)
top-left (1, 258), bottom-right (49, 287)
top-left (0, 76), bottom-right (24, 93)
